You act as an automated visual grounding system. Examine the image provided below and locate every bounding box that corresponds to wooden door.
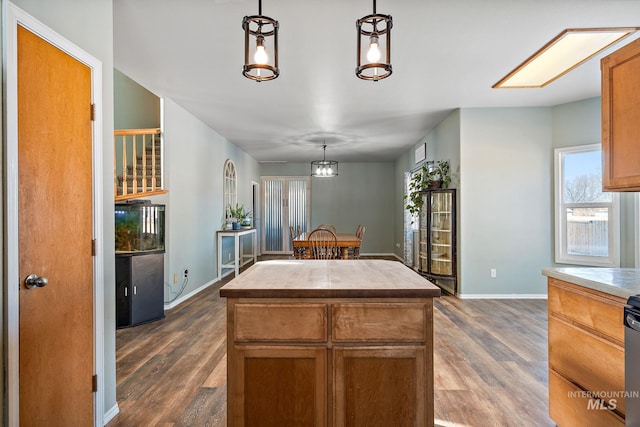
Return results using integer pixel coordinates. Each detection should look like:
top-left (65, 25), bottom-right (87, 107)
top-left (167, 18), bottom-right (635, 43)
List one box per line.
top-left (17, 25), bottom-right (94, 425)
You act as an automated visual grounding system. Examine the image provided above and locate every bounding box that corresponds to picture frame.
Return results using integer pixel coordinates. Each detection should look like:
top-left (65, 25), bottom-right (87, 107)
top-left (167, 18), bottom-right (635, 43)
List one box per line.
top-left (414, 143), bottom-right (426, 163)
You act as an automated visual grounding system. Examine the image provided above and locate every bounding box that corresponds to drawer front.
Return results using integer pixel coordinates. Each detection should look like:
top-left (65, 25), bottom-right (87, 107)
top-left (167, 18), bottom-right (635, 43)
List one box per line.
top-left (549, 370), bottom-right (624, 427)
top-left (549, 315), bottom-right (625, 415)
top-left (548, 279), bottom-right (625, 344)
top-left (332, 303), bottom-right (428, 342)
top-left (234, 303), bottom-right (327, 342)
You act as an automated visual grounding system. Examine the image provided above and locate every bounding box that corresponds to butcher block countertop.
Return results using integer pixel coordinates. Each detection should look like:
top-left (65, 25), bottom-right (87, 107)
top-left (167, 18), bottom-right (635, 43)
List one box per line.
top-left (219, 259), bottom-right (441, 299)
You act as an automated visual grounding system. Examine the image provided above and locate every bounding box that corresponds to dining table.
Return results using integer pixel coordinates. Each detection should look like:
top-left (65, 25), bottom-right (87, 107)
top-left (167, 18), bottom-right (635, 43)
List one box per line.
top-left (292, 231), bottom-right (361, 259)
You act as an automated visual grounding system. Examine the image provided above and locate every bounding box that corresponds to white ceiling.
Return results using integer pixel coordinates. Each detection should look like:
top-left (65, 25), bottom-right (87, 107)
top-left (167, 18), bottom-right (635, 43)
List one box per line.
top-left (113, 0), bottom-right (640, 163)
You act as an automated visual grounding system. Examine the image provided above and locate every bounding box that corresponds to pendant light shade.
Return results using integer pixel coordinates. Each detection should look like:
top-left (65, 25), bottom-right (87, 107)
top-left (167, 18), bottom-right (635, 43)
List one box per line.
top-left (356, 0), bottom-right (392, 81)
top-left (242, 0), bottom-right (279, 81)
top-left (311, 144), bottom-right (339, 177)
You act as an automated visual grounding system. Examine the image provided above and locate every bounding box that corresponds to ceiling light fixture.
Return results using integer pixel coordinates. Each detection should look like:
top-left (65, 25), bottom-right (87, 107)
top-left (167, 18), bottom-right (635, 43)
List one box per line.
top-left (242, 0), bottom-right (279, 82)
top-left (311, 144), bottom-right (339, 178)
top-left (493, 27), bottom-right (639, 88)
top-left (356, 0), bottom-right (392, 81)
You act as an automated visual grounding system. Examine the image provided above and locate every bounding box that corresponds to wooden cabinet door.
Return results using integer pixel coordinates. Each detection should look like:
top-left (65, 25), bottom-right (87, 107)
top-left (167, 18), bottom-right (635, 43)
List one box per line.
top-left (333, 346), bottom-right (432, 427)
top-left (228, 346), bottom-right (327, 427)
top-left (602, 37), bottom-right (640, 191)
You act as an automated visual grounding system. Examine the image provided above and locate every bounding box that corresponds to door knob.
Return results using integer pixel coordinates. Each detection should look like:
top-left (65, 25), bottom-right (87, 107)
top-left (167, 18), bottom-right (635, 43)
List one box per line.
top-left (24, 274), bottom-right (48, 289)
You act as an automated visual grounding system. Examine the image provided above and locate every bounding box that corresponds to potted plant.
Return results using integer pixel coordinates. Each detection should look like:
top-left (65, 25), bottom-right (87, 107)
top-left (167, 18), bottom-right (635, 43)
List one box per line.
top-left (404, 160), bottom-right (451, 220)
top-left (228, 203), bottom-right (251, 230)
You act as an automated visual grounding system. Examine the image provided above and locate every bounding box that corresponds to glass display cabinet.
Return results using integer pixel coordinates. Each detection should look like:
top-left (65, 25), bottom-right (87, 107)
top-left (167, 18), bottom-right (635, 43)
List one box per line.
top-left (418, 189), bottom-right (457, 294)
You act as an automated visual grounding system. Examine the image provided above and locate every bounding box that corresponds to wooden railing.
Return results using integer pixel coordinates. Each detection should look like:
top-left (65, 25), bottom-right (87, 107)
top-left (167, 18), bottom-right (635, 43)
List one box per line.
top-left (114, 128), bottom-right (167, 200)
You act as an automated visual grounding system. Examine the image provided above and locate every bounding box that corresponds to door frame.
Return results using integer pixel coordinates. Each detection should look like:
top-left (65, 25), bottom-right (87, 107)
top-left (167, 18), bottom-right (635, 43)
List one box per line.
top-left (4, 3), bottom-right (105, 426)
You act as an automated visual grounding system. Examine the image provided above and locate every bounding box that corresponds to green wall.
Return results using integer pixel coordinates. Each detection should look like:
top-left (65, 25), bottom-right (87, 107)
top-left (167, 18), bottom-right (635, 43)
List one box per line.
top-left (260, 162), bottom-right (396, 255)
top-left (459, 107), bottom-right (553, 296)
top-left (396, 97), bottom-right (638, 297)
top-left (143, 98), bottom-right (260, 304)
top-left (114, 69), bottom-right (160, 129)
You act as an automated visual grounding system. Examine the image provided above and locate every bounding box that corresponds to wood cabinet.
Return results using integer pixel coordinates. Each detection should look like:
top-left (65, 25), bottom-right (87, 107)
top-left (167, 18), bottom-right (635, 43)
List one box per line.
top-left (221, 260), bottom-right (439, 427)
top-left (547, 278), bottom-right (626, 426)
top-left (115, 253), bottom-right (165, 328)
top-left (601, 37), bottom-right (640, 191)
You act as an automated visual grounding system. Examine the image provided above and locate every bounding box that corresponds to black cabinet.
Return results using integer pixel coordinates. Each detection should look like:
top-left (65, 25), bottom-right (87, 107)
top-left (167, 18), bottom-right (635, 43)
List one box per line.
top-left (417, 189), bottom-right (457, 295)
top-left (116, 252), bottom-right (165, 328)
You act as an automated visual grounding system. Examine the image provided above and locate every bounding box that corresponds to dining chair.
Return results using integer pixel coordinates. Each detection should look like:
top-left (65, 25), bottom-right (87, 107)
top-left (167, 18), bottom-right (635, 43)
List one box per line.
top-left (307, 228), bottom-right (338, 260)
top-left (352, 225), bottom-right (365, 259)
top-left (317, 224), bottom-right (337, 234)
top-left (289, 225), bottom-right (303, 259)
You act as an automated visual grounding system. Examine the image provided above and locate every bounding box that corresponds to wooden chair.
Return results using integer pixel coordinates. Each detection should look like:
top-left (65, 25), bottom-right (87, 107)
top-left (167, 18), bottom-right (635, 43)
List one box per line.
top-left (351, 225), bottom-right (365, 259)
top-left (317, 224), bottom-right (336, 234)
top-left (307, 228), bottom-right (338, 260)
top-left (289, 226), bottom-right (304, 259)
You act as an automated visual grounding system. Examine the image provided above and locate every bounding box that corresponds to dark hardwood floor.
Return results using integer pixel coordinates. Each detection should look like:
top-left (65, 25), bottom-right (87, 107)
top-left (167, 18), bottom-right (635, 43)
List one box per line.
top-left (107, 260), bottom-right (554, 427)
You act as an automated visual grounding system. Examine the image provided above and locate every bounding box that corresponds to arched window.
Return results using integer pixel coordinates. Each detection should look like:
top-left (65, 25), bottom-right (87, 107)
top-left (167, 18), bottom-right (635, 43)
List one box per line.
top-left (223, 159), bottom-right (237, 222)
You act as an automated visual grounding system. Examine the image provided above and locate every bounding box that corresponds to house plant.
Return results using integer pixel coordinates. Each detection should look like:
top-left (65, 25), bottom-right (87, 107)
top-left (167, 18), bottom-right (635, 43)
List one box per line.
top-left (404, 160), bottom-right (451, 219)
top-left (228, 203), bottom-right (251, 230)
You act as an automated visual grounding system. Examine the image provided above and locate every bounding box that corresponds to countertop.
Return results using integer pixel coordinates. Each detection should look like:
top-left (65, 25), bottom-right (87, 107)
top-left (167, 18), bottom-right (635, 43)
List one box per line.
top-left (542, 267), bottom-right (640, 299)
top-left (219, 259), bottom-right (441, 299)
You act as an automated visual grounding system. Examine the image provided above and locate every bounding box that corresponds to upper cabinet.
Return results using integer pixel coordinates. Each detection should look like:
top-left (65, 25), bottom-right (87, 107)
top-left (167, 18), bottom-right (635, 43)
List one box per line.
top-left (601, 38), bottom-right (640, 191)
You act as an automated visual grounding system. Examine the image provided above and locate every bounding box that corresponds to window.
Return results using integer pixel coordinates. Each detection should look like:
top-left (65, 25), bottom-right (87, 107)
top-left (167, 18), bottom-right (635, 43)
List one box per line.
top-left (554, 144), bottom-right (619, 267)
top-left (224, 159), bottom-right (237, 221)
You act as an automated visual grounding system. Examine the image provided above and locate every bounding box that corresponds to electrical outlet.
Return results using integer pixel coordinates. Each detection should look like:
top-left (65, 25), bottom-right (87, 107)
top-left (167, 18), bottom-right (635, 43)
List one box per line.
top-left (173, 273), bottom-right (178, 284)
top-left (183, 268), bottom-right (189, 278)
top-left (490, 269), bottom-right (497, 278)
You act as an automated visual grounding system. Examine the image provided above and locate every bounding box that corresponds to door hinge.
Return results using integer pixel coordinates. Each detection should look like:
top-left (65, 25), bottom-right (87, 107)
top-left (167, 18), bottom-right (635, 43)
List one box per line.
top-left (92, 375), bottom-right (98, 392)
top-left (90, 103), bottom-right (96, 121)
top-left (91, 239), bottom-right (96, 256)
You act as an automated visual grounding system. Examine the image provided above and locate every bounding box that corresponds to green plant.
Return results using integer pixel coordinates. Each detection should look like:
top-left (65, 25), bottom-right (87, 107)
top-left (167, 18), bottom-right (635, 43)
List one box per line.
top-left (403, 160), bottom-right (451, 220)
top-left (228, 203), bottom-right (251, 222)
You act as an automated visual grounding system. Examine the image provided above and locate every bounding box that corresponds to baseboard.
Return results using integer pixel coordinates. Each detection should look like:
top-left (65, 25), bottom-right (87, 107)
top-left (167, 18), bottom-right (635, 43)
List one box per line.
top-left (103, 403), bottom-right (120, 425)
top-left (164, 277), bottom-right (219, 310)
top-left (457, 293), bottom-right (548, 299)
top-left (360, 252), bottom-right (404, 261)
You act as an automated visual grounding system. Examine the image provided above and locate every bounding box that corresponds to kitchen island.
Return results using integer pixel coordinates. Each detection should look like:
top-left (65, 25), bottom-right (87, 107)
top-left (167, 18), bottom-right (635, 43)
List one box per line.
top-left (220, 259), bottom-right (441, 427)
top-left (542, 267), bottom-right (640, 427)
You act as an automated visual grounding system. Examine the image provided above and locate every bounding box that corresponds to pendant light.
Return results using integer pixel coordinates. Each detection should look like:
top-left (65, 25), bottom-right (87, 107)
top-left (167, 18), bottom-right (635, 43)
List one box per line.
top-left (242, 0), bottom-right (279, 81)
top-left (311, 144), bottom-right (339, 177)
top-left (356, 0), bottom-right (392, 81)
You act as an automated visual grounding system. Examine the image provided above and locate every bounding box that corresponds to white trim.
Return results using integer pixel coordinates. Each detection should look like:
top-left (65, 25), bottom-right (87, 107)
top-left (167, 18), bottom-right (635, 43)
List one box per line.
top-left (5, 4), bottom-right (105, 426)
top-left (457, 294), bottom-right (548, 299)
top-left (163, 278), bottom-right (219, 310)
top-left (103, 404), bottom-right (120, 425)
top-left (554, 144), bottom-right (620, 267)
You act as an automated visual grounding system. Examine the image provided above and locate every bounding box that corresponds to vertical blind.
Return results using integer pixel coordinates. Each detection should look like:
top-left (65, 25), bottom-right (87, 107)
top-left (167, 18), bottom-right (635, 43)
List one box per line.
top-left (262, 177), bottom-right (309, 253)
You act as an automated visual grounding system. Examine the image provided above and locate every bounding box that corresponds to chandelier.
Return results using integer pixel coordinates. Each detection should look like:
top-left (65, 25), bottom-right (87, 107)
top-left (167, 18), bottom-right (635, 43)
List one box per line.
top-left (356, 0), bottom-right (392, 81)
top-left (311, 144), bottom-right (339, 177)
top-left (242, 0), bottom-right (279, 81)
